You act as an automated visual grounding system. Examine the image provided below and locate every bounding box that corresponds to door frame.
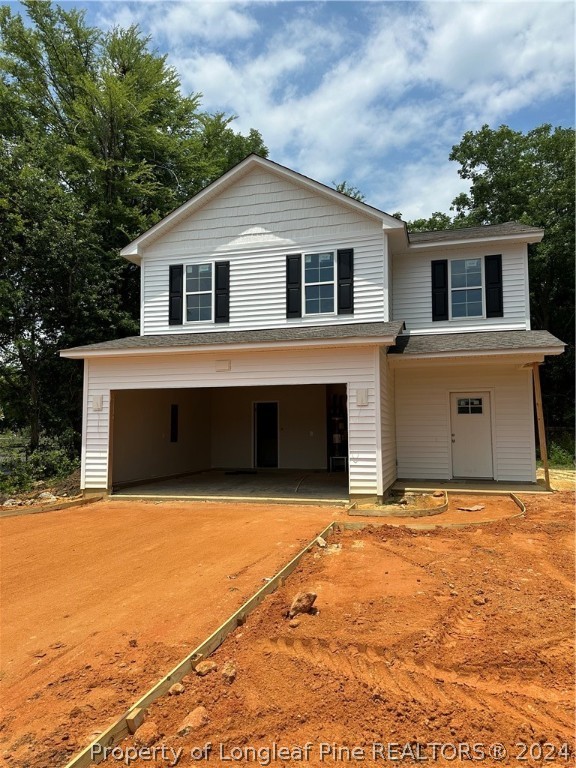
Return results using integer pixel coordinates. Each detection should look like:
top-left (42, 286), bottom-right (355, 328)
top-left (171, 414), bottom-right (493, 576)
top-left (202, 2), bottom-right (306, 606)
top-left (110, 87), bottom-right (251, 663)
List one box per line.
top-left (447, 389), bottom-right (497, 480)
top-left (252, 400), bottom-right (280, 469)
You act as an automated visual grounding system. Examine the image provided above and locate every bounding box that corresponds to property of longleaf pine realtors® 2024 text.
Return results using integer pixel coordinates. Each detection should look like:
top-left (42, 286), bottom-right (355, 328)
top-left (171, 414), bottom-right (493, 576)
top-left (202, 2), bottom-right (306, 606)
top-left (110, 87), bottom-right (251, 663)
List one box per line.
top-left (91, 740), bottom-right (575, 765)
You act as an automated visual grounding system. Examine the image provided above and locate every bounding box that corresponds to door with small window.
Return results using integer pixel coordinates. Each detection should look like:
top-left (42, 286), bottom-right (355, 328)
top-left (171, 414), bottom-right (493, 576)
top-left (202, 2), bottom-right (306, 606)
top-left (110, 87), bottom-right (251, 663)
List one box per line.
top-left (450, 392), bottom-right (493, 479)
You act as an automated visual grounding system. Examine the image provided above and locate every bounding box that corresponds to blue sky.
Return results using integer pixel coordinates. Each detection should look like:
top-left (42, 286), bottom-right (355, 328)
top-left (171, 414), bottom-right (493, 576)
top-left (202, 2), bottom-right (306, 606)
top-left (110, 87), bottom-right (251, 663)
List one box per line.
top-left (11, 1), bottom-right (576, 219)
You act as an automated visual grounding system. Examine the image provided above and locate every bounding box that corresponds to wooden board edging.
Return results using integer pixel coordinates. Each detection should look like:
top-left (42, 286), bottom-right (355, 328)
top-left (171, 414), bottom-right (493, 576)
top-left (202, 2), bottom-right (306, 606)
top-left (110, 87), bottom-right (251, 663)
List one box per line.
top-left (509, 492), bottom-right (526, 514)
top-left (64, 522), bottom-right (335, 768)
top-left (348, 490), bottom-right (448, 518)
top-left (0, 495), bottom-right (103, 520)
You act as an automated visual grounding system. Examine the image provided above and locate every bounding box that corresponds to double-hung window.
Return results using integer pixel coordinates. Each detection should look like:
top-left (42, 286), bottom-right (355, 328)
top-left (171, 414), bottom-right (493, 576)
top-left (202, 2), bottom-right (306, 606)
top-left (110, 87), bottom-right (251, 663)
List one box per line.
top-left (304, 252), bottom-right (335, 315)
top-left (185, 264), bottom-right (212, 322)
top-left (450, 258), bottom-right (483, 318)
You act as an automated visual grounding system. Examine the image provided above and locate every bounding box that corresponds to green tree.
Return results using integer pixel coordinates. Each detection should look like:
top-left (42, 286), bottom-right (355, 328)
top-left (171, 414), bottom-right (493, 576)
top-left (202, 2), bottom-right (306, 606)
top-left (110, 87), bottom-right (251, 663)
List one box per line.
top-left (333, 180), bottom-right (365, 202)
top-left (0, 1), bottom-right (267, 453)
top-left (406, 211), bottom-right (454, 232)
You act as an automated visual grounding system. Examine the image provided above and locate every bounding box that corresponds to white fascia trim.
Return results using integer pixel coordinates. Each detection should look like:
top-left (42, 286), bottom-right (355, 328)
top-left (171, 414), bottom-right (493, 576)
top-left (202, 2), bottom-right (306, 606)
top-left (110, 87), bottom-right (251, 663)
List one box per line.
top-left (60, 334), bottom-right (399, 360)
top-left (388, 347), bottom-right (563, 366)
top-left (400, 323), bottom-right (527, 335)
top-left (406, 231), bottom-right (544, 252)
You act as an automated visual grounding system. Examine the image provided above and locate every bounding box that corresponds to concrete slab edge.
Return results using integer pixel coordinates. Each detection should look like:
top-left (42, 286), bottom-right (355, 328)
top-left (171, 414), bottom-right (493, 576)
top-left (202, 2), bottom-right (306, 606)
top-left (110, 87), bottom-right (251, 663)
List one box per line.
top-left (64, 521), bottom-right (336, 768)
top-left (111, 493), bottom-right (349, 507)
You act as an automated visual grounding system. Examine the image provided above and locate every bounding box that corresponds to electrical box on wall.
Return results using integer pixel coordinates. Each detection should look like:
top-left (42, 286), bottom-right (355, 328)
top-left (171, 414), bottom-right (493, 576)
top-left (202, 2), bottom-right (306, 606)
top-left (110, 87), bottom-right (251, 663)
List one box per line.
top-left (356, 389), bottom-right (369, 407)
top-left (92, 394), bottom-right (103, 411)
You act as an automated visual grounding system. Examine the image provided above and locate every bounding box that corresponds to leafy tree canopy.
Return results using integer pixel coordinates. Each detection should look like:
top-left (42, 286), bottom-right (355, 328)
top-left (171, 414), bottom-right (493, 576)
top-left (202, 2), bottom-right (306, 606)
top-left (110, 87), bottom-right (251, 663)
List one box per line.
top-left (0, 1), bottom-right (267, 451)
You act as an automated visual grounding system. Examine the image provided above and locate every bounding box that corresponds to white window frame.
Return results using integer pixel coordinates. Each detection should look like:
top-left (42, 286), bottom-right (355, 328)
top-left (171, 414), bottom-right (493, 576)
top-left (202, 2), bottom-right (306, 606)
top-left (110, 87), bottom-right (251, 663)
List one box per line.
top-left (302, 251), bottom-right (337, 317)
top-left (184, 262), bottom-right (214, 324)
top-left (449, 257), bottom-right (485, 320)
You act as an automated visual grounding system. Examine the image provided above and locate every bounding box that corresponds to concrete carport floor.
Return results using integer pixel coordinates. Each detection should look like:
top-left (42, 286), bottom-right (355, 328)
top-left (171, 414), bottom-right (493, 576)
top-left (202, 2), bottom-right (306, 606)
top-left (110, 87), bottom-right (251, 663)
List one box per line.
top-left (113, 468), bottom-right (349, 502)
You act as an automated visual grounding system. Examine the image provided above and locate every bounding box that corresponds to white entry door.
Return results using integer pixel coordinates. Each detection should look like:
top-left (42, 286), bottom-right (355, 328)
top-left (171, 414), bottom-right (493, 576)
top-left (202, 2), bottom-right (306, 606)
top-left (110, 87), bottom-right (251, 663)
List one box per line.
top-left (450, 392), bottom-right (493, 479)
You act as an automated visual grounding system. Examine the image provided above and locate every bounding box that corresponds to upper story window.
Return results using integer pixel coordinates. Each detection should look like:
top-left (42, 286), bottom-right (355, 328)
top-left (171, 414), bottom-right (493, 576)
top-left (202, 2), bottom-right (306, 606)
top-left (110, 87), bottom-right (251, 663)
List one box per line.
top-left (450, 258), bottom-right (483, 318)
top-left (304, 252), bottom-right (335, 315)
top-left (432, 254), bottom-right (502, 323)
top-left (168, 261), bottom-right (230, 326)
top-left (186, 264), bottom-right (213, 322)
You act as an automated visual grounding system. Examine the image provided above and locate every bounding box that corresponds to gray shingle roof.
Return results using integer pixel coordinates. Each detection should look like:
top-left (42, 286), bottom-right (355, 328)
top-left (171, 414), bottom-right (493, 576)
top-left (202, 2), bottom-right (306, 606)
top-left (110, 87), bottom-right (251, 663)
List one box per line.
top-left (408, 221), bottom-right (543, 245)
top-left (61, 321), bottom-right (405, 354)
top-left (390, 330), bottom-right (564, 356)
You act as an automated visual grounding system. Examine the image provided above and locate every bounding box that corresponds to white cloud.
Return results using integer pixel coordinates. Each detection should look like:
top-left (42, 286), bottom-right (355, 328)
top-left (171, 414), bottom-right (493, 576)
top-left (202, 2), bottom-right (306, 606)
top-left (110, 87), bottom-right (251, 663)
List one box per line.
top-left (154, 2), bottom-right (259, 43)
top-left (380, 156), bottom-right (470, 221)
top-left (93, 1), bottom-right (575, 216)
top-left (96, 1), bottom-right (259, 42)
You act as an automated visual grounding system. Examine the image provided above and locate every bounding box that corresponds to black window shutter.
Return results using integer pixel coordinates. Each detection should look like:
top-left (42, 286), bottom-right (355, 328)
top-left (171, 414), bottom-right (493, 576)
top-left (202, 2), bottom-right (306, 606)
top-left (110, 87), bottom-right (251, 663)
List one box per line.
top-left (337, 248), bottom-right (354, 315)
top-left (286, 254), bottom-right (302, 318)
top-left (214, 261), bottom-right (230, 323)
top-left (431, 260), bottom-right (448, 321)
top-left (485, 254), bottom-right (503, 317)
top-left (169, 265), bottom-right (183, 325)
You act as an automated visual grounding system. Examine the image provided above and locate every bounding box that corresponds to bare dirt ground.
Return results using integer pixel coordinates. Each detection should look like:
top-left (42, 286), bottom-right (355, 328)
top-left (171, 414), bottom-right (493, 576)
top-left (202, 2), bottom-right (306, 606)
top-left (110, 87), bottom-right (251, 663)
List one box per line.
top-left (113, 492), bottom-right (574, 768)
top-left (0, 491), bottom-right (573, 768)
top-left (0, 500), bottom-right (339, 767)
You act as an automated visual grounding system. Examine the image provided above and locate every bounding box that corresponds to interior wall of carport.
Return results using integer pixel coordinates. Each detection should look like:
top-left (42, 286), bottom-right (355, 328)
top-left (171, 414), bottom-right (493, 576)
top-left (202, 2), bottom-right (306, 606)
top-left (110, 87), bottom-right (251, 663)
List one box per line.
top-left (111, 389), bottom-right (212, 485)
top-left (210, 385), bottom-right (327, 468)
top-left (111, 385), bottom-right (329, 485)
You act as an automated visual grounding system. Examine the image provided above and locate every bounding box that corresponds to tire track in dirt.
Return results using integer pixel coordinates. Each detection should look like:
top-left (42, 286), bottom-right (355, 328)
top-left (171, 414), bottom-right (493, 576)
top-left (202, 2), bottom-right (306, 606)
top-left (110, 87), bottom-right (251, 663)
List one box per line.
top-left (261, 637), bottom-right (573, 738)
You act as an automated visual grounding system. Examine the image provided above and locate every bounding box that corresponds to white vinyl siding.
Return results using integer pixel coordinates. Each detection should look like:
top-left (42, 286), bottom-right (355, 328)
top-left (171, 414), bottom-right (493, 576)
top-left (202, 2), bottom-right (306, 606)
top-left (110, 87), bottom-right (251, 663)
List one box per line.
top-left (392, 243), bottom-right (530, 333)
top-left (394, 364), bottom-right (536, 482)
top-left (82, 346), bottom-right (381, 496)
top-left (140, 168), bottom-right (387, 335)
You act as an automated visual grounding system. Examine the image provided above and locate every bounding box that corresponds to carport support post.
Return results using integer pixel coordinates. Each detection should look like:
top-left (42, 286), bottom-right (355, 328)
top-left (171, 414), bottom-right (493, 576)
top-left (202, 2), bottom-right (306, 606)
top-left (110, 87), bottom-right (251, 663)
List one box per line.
top-left (532, 362), bottom-right (550, 491)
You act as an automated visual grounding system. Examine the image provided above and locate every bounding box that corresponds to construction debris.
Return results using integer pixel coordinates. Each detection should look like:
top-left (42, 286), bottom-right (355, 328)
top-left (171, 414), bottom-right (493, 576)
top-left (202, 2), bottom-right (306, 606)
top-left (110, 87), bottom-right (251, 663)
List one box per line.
top-left (195, 660), bottom-right (217, 677)
top-left (457, 504), bottom-right (485, 512)
top-left (177, 707), bottom-right (209, 735)
top-left (221, 660), bottom-right (237, 684)
top-left (288, 591), bottom-right (317, 618)
top-left (133, 721), bottom-right (159, 747)
top-left (168, 683), bottom-right (185, 695)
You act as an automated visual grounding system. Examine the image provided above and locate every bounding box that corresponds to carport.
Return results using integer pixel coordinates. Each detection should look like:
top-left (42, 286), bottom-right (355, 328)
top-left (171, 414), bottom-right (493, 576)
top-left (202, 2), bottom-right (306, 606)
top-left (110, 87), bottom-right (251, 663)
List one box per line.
top-left (110, 383), bottom-right (349, 501)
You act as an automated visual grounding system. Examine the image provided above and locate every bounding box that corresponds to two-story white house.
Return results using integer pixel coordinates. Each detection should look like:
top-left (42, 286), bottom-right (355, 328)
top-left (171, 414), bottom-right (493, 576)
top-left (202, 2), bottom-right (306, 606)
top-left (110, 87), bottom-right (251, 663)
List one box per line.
top-left (61, 155), bottom-right (564, 500)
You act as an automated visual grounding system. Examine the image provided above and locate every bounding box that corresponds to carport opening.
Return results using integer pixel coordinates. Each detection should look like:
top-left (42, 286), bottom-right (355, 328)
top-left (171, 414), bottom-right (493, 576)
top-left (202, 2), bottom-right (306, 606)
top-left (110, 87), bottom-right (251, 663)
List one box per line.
top-left (110, 384), bottom-right (348, 499)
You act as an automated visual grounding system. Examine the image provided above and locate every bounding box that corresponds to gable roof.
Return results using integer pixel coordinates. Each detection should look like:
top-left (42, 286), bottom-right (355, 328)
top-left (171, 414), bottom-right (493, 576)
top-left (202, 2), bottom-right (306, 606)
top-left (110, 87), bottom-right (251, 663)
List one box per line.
top-left (120, 154), bottom-right (405, 261)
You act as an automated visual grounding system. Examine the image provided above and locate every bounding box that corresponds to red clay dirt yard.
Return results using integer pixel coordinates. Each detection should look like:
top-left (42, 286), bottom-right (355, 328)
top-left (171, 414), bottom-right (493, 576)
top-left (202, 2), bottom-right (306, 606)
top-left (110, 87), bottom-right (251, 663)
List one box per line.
top-left (0, 490), bottom-right (574, 768)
